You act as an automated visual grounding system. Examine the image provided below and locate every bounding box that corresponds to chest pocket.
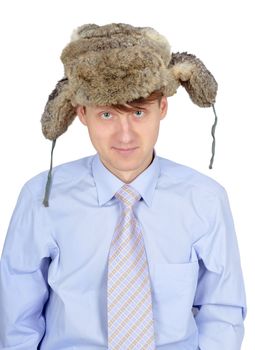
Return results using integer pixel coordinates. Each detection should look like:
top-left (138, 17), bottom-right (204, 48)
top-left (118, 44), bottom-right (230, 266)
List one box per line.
top-left (151, 261), bottom-right (199, 345)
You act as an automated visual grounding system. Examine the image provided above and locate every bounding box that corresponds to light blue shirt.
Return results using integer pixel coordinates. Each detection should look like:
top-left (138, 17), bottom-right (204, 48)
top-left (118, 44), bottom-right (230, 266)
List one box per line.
top-left (0, 149), bottom-right (247, 349)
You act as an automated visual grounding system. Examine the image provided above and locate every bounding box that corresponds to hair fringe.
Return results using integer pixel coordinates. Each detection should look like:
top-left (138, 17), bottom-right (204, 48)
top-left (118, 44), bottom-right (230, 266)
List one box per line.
top-left (111, 90), bottom-right (164, 113)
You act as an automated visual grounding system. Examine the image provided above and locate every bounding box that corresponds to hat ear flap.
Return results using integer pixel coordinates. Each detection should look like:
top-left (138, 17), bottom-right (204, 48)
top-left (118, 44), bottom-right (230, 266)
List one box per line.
top-left (169, 52), bottom-right (218, 107)
top-left (41, 77), bottom-right (77, 140)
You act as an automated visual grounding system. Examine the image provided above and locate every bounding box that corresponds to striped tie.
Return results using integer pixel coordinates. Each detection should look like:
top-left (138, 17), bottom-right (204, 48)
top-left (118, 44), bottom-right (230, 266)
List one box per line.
top-left (107, 184), bottom-right (156, 350)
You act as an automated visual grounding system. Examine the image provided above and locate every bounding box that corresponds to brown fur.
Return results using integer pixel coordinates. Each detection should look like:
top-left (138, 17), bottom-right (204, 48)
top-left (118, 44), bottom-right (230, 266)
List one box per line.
top-left (41, 23), bottom-right (218, 140)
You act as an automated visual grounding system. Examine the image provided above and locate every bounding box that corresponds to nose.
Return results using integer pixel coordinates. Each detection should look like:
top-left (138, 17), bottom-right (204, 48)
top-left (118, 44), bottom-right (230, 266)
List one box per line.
top-left (116, 115), bottom-right (136, 143)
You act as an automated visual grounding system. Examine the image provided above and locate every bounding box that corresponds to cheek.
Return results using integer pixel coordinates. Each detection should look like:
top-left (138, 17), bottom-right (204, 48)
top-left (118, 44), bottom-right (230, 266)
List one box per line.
top-left (145, 120), bottom-right (160, 137)
top-left (145, 124), bottom-right (160, 145)
top-left (88, 124), bottom-right (111, 142)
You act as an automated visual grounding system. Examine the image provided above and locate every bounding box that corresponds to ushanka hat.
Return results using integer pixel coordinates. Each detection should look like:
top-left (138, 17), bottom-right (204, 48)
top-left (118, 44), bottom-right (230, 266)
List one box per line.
top-left (41, 23), bottom-right (218, 207)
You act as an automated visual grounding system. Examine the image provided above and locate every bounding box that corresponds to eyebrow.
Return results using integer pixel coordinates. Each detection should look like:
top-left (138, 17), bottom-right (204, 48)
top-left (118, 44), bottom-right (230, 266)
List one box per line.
top-left (93, 106), bottom-right (115, 112)
top-left (96, 104), bottom-right (149, 111)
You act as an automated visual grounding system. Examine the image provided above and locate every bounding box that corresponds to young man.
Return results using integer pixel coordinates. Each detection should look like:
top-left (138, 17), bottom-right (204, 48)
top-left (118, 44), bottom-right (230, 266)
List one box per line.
top-left (0, 23), bottom-right (246, 349)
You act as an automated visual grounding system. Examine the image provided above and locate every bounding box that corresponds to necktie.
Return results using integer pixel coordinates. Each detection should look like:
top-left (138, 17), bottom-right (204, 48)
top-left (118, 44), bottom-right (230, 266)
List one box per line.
top-left (107, 184), bottom-right (156, 350)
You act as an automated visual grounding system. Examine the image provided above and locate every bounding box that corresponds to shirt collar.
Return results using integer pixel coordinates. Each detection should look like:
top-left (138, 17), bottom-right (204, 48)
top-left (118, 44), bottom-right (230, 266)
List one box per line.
top-left (91, 148), bottom-right (160, 207)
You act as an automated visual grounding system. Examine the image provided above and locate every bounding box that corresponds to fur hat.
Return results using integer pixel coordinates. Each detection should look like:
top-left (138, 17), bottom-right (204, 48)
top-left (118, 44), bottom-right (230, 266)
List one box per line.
top-left (41, 23), bottom-right (218, 207)
top-left (41, 23), bottom-right (217, 141)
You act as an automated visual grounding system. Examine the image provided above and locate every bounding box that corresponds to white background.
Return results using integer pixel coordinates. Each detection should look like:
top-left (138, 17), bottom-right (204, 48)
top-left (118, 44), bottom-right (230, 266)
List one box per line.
top-left (0, 0), bottom-right (254, 348)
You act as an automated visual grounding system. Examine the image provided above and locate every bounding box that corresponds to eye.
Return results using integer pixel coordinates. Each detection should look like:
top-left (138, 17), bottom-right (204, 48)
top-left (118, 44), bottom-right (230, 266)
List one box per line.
top-left (134, 110), bottom-right (144, 118)
top-left (100, 112), bottom-right (112, 119)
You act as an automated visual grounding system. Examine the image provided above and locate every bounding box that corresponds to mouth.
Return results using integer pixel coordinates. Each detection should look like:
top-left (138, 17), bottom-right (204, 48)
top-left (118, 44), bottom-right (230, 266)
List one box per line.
top-left (112, 147), bottom-right (138, 155)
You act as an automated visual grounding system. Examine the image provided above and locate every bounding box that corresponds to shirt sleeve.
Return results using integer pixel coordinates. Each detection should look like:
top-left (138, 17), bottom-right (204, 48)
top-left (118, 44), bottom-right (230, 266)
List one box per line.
top-left (0, 183), bottom-right (54, 349)
top-left (193, 186), bottom-right (247, 350)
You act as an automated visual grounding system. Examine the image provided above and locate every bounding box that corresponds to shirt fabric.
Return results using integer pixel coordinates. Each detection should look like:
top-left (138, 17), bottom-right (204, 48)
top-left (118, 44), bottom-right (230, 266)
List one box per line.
top-left (0, 149), bottom-right (247, 349)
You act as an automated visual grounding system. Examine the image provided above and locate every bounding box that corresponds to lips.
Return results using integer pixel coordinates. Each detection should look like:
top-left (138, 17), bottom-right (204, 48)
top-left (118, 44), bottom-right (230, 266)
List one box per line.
top-left (113, 146), bottom-right (138, 150)
top-left (113, 147), bottom-right (138, 154)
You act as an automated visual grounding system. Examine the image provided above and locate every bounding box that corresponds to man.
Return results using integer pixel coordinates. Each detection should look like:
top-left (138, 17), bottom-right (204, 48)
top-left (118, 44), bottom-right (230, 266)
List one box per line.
top-left (0, 23), bottom-right (246, 349)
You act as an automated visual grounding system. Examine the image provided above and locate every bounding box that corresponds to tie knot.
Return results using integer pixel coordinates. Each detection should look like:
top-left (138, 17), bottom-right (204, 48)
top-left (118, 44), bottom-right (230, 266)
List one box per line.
top-left (115, 184), bottom-right (141, 208)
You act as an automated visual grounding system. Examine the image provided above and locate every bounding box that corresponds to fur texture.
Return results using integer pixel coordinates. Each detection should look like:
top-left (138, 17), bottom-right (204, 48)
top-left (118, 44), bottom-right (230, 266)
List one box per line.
top-left (41, 23), bottom-right (218, 140)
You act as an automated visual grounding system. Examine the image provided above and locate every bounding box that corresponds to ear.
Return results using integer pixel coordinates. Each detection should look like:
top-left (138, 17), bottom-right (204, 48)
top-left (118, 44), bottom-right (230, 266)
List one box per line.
top-left (159, 96), bottom-right (168, 120)
top-left (76, 105), bottom-right (87, 126)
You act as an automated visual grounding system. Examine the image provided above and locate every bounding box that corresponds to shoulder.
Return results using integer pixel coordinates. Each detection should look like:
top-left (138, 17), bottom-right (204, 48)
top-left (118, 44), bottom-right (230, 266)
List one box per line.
top-left (157, 156), bottom-right (231, 236)
top-left (157, 155), bottom-right (227, 199)
top-left (21, 154), bottom-right (95, 203)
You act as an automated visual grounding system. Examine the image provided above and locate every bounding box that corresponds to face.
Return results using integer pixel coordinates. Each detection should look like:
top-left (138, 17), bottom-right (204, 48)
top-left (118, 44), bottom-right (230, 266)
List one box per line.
top-left (77, 97), bottom-right (168, 183)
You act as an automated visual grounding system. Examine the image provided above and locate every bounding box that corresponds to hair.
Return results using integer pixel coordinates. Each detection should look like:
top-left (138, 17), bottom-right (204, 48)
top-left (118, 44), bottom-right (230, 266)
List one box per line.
top-left (109, 89), bottom-right (164, 113)
top-left (81, 90), bottom-right (164, 115)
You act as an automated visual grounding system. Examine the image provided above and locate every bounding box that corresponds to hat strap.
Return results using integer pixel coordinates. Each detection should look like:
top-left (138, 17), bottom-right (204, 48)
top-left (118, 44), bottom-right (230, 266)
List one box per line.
top-left (41, 104), bottom-right (217, 207)
top-left (43, 139), bottom-right (57, 207)
top-left (209, 104), bottom-right (218, 169)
